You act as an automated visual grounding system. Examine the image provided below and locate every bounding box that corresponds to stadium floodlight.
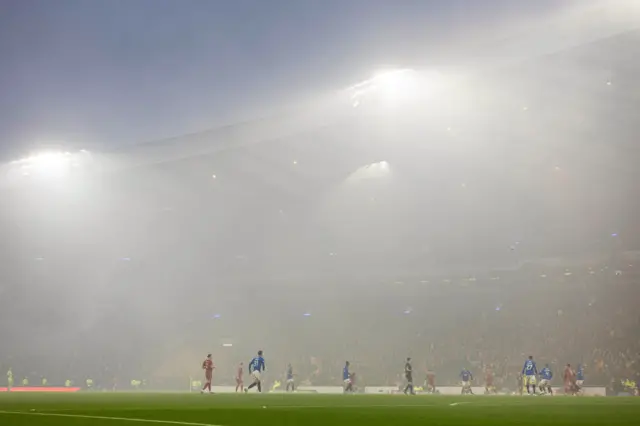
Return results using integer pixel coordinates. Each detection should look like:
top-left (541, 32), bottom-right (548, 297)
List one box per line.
top-left (345, 160), bottom-right (391, 183)
top-left (347, 68), bottom-right (439, 107)
top-left (7, 149), bottom-right (91, 180)
top-left (371, 69), bottom-right (416, 98)
top-left (21, 152), bottom-right (69, 176)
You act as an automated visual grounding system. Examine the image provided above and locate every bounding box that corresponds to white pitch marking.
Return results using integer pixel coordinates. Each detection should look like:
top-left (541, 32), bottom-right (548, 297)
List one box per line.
top-left (449, 402), bottom-right (473, 406)
top-left (266, 404), bottom-right (436, 409)
top-left (0, 410), bottom-right (223, 426)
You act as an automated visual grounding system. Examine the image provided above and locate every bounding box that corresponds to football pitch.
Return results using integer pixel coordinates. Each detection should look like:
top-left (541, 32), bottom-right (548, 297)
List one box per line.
top-left (0, 393), bottom-right (639, 426)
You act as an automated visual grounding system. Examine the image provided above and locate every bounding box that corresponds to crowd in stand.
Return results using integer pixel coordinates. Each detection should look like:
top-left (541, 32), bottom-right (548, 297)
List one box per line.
top-left (2, 255), bottom-right (639, 394)
top-left (258, 258), bottom-right (640, 392)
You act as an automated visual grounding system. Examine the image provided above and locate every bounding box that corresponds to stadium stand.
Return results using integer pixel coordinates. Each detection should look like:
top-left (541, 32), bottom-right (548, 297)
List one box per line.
top-left (1, 29), bottom-right (640, 392)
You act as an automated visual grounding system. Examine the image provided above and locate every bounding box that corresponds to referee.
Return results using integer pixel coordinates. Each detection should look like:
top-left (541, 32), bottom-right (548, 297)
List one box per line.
top-left (404, 357), bottom-right (415, 395)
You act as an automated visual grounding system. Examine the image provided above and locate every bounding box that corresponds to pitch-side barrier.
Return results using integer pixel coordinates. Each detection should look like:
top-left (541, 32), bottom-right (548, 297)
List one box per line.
top-left (201, 385), bottom-right (605, 396)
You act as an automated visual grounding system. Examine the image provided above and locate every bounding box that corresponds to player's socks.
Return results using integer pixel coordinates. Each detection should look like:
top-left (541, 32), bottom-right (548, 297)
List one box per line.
top-left (257, 382), bottom-right (262, 392)
top-left (247, 382), bottom-right (256, 391)
top-left (526, 385), bottom-right (530, 394)
top-left (532, 385), bottom-right (537, 394)
top-left (547, 386), bottom-right (553, 395)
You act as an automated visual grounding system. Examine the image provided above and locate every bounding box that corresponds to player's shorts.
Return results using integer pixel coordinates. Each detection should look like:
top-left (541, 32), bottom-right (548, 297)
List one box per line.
top-left (576, 380), bottom-right (584, 387)
top-left (524, 375), bottom-right (537, 386)
top-left (251, 371), bottom-right (262, 382)
top-left (461, 381), bottom-right (471, 388)
top-left (539, 379), bottom-right (549, 388)
top-left (205, 371), bottom-right (213, 382)
top-left (343, 378), bottom-right (352, 386)
top-left (287, 378), bottom-right (294, 384)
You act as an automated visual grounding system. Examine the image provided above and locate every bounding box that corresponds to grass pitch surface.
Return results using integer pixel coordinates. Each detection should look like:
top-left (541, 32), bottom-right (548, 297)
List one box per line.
top-left (0, 392), bottom-right (639, 426)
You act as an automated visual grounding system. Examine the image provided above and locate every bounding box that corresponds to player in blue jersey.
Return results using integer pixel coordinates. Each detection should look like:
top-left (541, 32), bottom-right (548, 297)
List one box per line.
top-left (285, 363), bottom-right (295, 392)
top-left (343, 361), bottom-right (353, 393)
top-left (575, 364), bottom-right (585, 395)
top-left (460, 368), bottom-right (474, 395)
top-left (538, 364), bottom-right (553, 395)
top-left (245, 350), bottom-right (265, 393)
top-left (522, 355), bottom-right (538, 395)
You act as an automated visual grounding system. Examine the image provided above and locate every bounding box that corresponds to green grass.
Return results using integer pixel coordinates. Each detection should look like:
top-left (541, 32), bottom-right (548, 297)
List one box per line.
top-left (0, 393), bottom-right (639, 426)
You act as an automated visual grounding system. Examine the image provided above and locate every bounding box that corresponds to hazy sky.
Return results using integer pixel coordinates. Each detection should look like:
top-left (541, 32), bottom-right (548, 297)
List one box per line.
top-left (0, 0), bottom-right (576, 156)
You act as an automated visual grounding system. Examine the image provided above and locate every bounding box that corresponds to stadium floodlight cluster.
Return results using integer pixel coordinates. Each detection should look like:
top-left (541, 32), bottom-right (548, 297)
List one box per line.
top-left (346, 68), bottom-right (446, 109)
top-left (2, 149), bottom-right (92, 184)
top-left (345, 160), bottom-right (391, 183)
top-left (348, 69), bottom-right (415, 106)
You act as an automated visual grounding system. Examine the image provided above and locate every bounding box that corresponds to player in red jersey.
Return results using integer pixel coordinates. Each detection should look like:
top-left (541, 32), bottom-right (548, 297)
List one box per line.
top-left (425, 369), bottom-right (436, 394)
top-left (563, 364), bottom-right (575, 395)
top-left (201, 354), bottom-right (215, 394)
top-left (235, 362), bottom-right (244, 392)
top-left (484, 366), bottom-right (496, 394)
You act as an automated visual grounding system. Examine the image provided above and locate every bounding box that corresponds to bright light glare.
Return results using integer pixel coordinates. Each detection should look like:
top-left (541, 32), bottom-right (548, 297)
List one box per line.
top-left (371, 69), bottom-right (416, 97)
top-left (348, 68), bottom-right (430, 106)
top-left (345, 160), bottom-right (391, 183)
top-left (17, 152), bottom-right (70, 177)
top-left (8, 149), bottom-right (90, 179)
